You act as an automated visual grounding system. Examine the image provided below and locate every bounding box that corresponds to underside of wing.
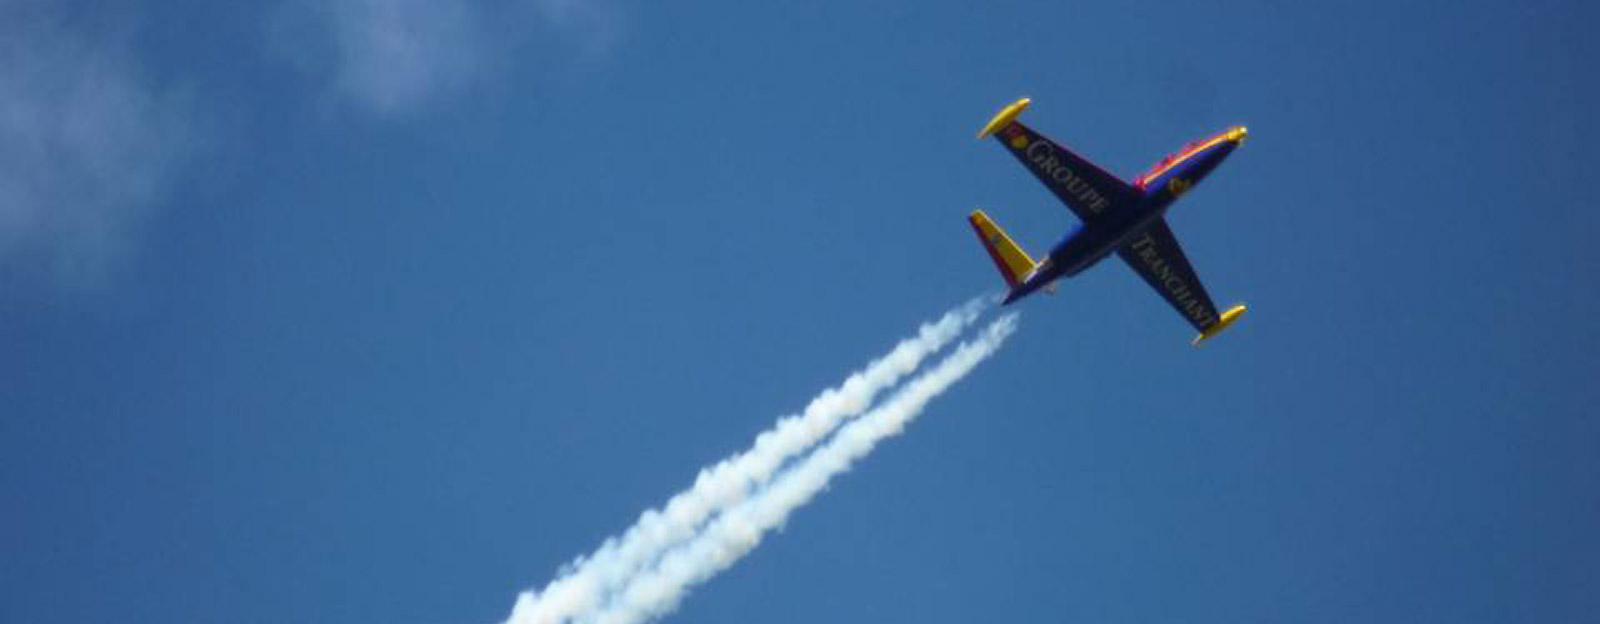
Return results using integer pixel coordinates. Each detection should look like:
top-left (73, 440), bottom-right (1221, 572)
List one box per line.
top-left (979, 99), bottom-right (1138, 224)
top-left (1118, 218), bottom-right (1242, 343)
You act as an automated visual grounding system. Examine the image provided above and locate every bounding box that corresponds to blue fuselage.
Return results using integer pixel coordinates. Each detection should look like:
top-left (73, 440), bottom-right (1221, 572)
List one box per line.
top-left (1005, 136), bottom-right (1240, 303)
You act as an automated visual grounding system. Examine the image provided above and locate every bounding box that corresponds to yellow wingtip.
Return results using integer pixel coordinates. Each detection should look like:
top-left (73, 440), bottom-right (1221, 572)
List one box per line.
top-left (977, 97), bottom-right (1032, 139)
top-left (1191, 304), bottom-right (1248, 347)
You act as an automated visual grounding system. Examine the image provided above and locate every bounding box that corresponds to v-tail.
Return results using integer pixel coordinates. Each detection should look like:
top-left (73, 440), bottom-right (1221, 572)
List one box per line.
top-left (967, 210), bottom-right (1056, 305)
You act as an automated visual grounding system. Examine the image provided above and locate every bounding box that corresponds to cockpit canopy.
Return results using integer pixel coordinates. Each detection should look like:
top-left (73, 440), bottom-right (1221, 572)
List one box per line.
top-left (1134, 138), bottom-right (1210, 189)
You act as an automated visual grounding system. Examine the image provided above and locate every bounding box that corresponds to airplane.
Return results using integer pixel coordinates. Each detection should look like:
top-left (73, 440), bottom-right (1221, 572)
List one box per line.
top-left (969, 97), bottom-right (1249, 346)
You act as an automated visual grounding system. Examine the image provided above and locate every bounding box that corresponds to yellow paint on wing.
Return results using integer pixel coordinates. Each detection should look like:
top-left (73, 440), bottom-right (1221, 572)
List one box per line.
top-left (1192, 304), bottom-right (1248, 346)
top-left (978, 98), bottom-right (1032, 139)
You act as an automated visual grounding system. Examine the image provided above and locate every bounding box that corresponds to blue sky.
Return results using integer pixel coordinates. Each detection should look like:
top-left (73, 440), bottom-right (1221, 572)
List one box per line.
top-left (3, 1), bottom-right (1597, 623)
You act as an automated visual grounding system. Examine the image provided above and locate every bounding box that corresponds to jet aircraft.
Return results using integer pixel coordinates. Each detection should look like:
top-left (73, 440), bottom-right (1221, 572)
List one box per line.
top-left (970, 98), bottom-right (1249, 345)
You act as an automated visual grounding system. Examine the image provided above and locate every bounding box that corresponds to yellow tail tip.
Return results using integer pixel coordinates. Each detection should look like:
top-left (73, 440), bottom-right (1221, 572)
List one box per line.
top-left (1191, 304), bottom-right (1248, 346)
top-left (967, 208), bottom-right (1037, 290)
top-left (977, 97), bottom-right (1031, 139)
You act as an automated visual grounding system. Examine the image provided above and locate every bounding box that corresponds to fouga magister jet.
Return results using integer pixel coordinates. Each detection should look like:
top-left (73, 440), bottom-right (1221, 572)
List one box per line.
top-left (970, 98), bottom-right (1249, 345)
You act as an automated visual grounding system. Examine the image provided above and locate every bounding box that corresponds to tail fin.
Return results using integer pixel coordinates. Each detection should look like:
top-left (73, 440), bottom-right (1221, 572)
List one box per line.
top-left (968, 210), bottom-right (1037, 289)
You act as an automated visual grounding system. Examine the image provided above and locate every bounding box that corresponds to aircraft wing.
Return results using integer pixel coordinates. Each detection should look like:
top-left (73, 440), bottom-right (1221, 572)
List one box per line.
top-left (988, 120), bottom-right (1140, 224)
top-left (1117, 218), bottom-right (1224, 333)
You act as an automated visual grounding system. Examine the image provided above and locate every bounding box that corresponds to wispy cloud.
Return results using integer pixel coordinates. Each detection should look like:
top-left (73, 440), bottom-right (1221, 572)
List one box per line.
top-left (274, 0), bottom-right (493, 119)
top-left (276, 0), bottom-right (624, 119)
top-left (0, 8), bottom-right (196, 285)
top-left (534, 0), bottom-right (625, 57)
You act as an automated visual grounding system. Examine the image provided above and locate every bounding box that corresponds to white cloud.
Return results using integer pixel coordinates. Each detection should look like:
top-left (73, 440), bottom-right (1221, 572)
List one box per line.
top-left (535, 0), bottom-right (624, 57)
top-left (324, 0), bottom-right (493, 118)
top-left (0, 8), bottom-right (196, 285)
top-left (275, 0), bottom-right (623, 119)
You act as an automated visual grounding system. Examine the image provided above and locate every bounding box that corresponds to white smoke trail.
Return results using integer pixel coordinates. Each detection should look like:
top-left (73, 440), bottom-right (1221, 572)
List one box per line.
top-left (505, 298), bottom-right (990, 624)
top-left (582, 313), bottom-right (1020, 624)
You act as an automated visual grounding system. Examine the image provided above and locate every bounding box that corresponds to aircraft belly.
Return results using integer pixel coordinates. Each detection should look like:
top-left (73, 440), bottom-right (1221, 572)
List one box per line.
top-left (1050, 205), bottom-right (1161, 276)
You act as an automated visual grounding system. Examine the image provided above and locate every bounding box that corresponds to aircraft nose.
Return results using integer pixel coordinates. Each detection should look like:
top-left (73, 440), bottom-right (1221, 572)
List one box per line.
top-left (1227, 126), bottom-right (1249, 144)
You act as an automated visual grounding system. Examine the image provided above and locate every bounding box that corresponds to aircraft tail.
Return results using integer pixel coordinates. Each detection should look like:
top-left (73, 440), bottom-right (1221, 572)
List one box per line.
top-left (967, 210), bottom-right (1037, 290)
